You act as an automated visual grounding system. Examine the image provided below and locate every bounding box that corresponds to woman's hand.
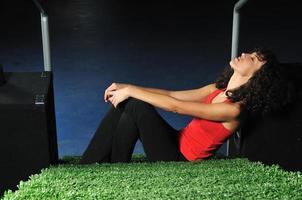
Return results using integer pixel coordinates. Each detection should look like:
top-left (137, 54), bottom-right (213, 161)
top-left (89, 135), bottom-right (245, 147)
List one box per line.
top-left (104, 83), bottom-right (130, 102)
top-left (107, 87), bottom-right (131, 108)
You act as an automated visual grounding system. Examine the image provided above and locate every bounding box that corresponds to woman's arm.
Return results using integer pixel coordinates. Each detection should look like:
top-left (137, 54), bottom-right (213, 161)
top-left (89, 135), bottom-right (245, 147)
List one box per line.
top-left (104, 83), bottom-right (170, 102)
top-left (128, 85), bottom-right (240, 122)
top-left (132, 86), bottom-right (170, 96)
top-left (174, 100), bottom-right (241, 121)
top-left (104, 82), bottom-right (216, 102)
top-left (131, 83), bottom-right (216, 102)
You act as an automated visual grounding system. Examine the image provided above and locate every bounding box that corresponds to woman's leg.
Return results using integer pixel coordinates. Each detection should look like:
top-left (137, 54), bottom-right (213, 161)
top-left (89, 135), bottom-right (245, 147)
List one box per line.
top-left (79, 105), bottom-right (123, 164)
top-left (80, 97), bottom-right (187, 164)
top-left (110, 112), bottom-right (139, 163)
top-left (80, 99), bottom-right (141, 164)
top-left (120, 98), bottom-right (186, 162)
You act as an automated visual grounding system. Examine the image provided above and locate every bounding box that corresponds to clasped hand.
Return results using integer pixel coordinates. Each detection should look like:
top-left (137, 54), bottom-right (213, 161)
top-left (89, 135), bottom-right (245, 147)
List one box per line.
top-left (104, 83), bottom-right (131, 108)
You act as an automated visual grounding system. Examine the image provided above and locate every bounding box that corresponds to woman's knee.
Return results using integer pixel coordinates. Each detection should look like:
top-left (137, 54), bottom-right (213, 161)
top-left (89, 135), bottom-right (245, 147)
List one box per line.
top-left (117, 98), bottom-right (155, 117)
top-left (127, 98), bottom-right (153, 109)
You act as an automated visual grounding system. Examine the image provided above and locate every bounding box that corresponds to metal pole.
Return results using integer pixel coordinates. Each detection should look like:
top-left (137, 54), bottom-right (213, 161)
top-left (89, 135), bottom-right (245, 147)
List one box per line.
top-left (32, 0), bottom-right (52, 71)
top-left (41, 13), bottom-right (52, 71)
top-left (227, 0), bottom-right (248, 157)
top-left (231, 0), bottom-right (249, 59)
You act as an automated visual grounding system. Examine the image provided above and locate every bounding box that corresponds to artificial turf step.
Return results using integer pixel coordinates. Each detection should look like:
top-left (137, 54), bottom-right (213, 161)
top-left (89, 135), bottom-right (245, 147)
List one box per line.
top-left (2, 156), bottom-right (302, 199)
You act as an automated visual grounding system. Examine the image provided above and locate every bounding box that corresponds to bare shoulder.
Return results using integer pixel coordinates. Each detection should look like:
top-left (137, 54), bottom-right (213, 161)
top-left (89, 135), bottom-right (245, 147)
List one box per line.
top-left (207, 83), bottom-right (218, 93)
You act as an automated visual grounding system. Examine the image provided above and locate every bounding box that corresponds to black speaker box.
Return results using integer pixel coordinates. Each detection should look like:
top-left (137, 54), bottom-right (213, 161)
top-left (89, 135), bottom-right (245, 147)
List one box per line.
top-left (0, 72), bottom-right (58, 195)
top-left (234, 63), bottom-right (302, 171)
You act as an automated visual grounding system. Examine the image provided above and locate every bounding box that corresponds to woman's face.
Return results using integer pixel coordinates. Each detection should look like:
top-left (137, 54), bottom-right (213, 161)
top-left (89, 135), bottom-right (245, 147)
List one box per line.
top-left (230, 52), bottom-right (266, 77)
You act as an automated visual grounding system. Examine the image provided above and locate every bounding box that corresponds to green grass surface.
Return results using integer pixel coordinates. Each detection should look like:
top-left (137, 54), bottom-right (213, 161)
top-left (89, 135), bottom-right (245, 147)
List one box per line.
top-left (2, 156), bottom-right (302, 200)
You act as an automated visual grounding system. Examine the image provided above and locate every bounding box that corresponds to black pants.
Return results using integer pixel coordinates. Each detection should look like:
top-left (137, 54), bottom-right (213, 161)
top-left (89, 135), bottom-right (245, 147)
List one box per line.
top-left (79, 97), bottom-right (187, 164)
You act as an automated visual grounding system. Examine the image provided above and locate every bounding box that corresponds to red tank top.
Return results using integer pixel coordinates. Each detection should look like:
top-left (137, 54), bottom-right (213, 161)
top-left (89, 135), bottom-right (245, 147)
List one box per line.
top-left (178, 88), bottom-right (233, 161)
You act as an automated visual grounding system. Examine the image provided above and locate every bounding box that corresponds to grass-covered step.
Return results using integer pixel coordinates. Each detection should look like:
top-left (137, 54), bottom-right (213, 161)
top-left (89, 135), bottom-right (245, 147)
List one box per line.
top-left (2, 157), bottom-right (302, 200)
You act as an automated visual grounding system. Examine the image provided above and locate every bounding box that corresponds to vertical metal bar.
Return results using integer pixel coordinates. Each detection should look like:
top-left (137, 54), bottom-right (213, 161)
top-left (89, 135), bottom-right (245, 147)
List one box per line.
top-left (41, 13), bottom-right (52, 71)
top-left (231, 11), bottom-right (240, 59)
top-left (231, 0), bottom-right (249, 59)
top-left (227, 0), bottom-right (248, 157)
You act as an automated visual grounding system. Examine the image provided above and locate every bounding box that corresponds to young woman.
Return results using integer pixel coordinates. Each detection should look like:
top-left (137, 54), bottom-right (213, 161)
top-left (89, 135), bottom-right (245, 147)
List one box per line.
top-left (79, 48), bottom-right (283, 164)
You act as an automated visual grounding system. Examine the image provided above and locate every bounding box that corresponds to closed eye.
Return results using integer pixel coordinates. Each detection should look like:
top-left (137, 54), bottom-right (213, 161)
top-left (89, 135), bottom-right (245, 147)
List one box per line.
top-left (251, 56), bottom-right (257, 62)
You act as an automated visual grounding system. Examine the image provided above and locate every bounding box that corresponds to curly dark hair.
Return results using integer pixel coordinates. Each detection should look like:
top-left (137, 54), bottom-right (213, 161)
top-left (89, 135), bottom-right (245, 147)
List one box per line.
top-left (215, 47), bottom-right (296, 117)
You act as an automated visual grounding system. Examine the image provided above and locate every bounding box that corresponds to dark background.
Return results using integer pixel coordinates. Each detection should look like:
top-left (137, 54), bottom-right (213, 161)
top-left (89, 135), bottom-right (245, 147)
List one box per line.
top-left (0, 0), bottom-right (301, 158)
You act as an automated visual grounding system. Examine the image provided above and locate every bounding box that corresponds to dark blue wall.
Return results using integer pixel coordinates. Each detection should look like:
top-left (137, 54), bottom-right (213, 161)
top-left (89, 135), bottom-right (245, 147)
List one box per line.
top-left (0, 0), bottom-right (301, 158)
